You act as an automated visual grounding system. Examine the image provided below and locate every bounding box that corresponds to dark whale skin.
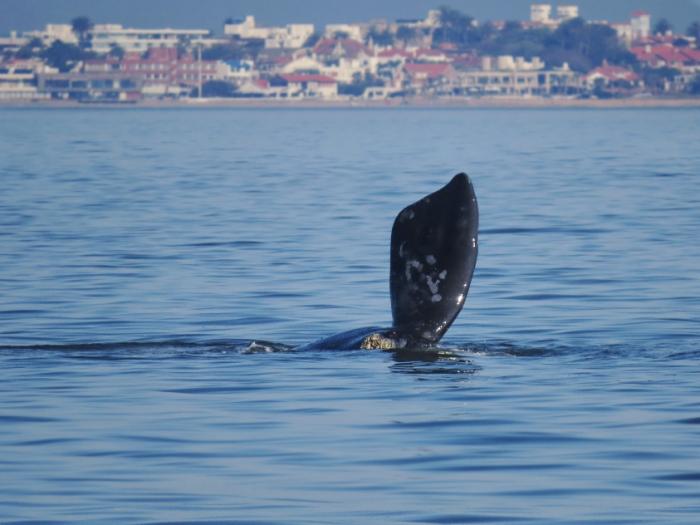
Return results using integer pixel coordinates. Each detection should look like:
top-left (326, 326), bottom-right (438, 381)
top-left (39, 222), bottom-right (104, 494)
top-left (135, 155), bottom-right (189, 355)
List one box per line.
top-left (301, 174), bottom-right (478, 351)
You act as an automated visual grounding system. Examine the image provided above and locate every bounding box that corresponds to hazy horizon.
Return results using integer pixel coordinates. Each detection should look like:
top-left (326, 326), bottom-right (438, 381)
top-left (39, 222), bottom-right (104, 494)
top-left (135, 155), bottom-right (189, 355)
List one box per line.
top-left (3, 0), bottom-right (700, 36)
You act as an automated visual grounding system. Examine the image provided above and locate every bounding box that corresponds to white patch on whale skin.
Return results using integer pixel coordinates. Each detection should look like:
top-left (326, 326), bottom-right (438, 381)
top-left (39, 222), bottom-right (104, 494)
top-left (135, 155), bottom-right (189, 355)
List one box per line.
top-left (400, 210), bottom-right (416, 222)
top-left (456, 293), bottom-right (464, 304)
top-left (431, 294), bottom-right (442, 303)
top-left (405, 260), bottom-right (423, 281)
top-left (426, 254), bottom-right (436, 265)
top-left (472, 237), bottom-right (477, 248)
top-left (439, 270), bottom-right (447, 280)
top-left (425, 275), bottom-right (440, 294)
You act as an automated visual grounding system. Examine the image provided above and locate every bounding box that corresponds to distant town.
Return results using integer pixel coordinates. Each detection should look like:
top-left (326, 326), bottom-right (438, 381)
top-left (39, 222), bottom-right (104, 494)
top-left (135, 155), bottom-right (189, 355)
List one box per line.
top-left (1, 4), bottom-right (700, 105)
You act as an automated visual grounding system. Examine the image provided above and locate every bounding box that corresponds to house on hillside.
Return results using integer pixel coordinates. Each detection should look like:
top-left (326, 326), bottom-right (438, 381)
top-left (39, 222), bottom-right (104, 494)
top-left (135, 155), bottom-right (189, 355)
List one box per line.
top-left (224, 16), bottom-right (314, 49)
top-left (584, 64), bottom-right (642, 94)
top-left (279, 73), bottom-right (338, 99)
top-left (404, 63), bottom-right (455, 94)
top-left (631, 45), bottom-right (700, 72)
top-left (313, 38), bottom-right (369, 63)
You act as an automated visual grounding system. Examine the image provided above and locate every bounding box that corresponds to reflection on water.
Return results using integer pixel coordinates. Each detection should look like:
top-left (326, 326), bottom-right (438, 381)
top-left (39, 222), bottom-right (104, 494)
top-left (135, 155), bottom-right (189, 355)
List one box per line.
top-left (1, 108), bottom-right (699, 523)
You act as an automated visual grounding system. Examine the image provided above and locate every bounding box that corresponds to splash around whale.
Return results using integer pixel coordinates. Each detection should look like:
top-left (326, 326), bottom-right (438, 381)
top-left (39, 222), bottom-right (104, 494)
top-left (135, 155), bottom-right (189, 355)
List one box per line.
top-left (299, 173), bottom-right (478, 351)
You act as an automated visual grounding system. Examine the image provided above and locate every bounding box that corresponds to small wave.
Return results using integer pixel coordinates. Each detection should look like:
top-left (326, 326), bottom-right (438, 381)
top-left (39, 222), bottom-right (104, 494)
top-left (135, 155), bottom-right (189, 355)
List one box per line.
top-left (480, 226), bottom-right (608, 236)
top-left (1, 338), bottom-right (695, 363)
top-left (0, 339), bottom-right (294, 359)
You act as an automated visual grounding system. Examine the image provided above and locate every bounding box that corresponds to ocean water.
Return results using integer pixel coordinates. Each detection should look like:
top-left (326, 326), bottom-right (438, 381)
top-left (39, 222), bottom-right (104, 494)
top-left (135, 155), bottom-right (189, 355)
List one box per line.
top-left (1, 107), bottom-right (699, 524)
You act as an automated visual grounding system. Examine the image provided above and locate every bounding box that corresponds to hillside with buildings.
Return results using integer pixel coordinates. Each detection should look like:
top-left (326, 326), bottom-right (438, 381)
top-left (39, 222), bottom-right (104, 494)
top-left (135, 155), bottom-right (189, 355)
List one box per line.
top-left (1, 4), bottom-right (699, 103)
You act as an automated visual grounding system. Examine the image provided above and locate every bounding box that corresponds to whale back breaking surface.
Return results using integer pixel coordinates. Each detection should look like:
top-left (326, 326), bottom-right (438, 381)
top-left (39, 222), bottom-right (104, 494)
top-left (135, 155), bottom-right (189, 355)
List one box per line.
top-left (390, 173), bottom-right (479, 345)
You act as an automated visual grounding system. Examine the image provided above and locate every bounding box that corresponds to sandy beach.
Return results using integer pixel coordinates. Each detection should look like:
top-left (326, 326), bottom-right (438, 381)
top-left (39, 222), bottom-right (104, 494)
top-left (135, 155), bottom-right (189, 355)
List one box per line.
top-left (2, 96), bottom-right (700, 109)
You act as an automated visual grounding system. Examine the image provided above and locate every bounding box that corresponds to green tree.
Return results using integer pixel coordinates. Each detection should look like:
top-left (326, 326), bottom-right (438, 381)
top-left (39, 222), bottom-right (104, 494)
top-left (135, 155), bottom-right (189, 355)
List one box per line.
top-left (689, 74), bottom-right (700, 95)
top-left (687, 21), bottom-right (700, 41)
top-left (194, 80), bottom-right (238, 97)
top-left (654, 18), bottom-right (673, 35)
top-left (303, 32), bottom-right (321, 48)
top-left (42, 41), bottom-right (93, 72)
top-left (15, 37), bottom-right (44, 59)
top-left (71, 16), bottom-right (93, 48)
top-left (641, 66), bottom-right (680, 93)
top-left (203, 40), bottom-right (262, 61)
top-left (108, 44), bottom-right (125, 59)
top-left (542, 18), bottom-right (636, 72)
top-left (480, 25), bottom-right (548, 59)
top-left (433, 6), bottom-right (480, 48)
top-left (367, 28), bottom-right (393, 47)
top-left (502, 21), bottom-right (523, 33)
top-left (338, 72), bottom-right (383, 96)
top-left (396, 26), bottom-right (417, 44)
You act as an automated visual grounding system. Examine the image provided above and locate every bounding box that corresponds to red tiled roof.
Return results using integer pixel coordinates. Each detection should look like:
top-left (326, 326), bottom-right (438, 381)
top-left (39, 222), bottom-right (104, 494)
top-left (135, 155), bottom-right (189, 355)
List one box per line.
top-left (273, 55), bottom-right (294, 65)
top-left (313, 38), bottom-right (367, 58)
top-left (452, 53), bottom-right (481, 69)
top-left (631, 44), bottom-right (700, 66)
top-left (404, 62), bottom-right (450, 78)
top-left (146, 47), bottom-right (178, 61)
top-left (631, 10), bottom-right (650, 17)
top-left (437, 42), bottom-right (458, 51)
top-left (377, 48), bottom-right (413, 59)
top-left (281, 74), bottom-right (337, 84)
top-left (255, 79), bottom-right (270, 89)
top-left (680, 48), bottom-right (700, 63)
top-left (587, 65), bottom-right (639, 82)
top-left (414, 48), bottom-right (446, 58)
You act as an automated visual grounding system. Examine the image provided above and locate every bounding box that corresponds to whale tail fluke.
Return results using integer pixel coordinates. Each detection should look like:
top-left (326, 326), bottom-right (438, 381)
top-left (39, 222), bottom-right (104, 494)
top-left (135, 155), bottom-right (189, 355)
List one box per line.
top-left (390, 173), bottom-right (478, 345)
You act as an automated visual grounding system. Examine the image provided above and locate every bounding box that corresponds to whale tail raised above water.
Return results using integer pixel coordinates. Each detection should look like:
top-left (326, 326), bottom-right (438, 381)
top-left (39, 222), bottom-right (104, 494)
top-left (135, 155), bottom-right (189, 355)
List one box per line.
top-left (390, 173), bottom-right (479, 345)
top-left (301, 173), bottom-right (478, 351)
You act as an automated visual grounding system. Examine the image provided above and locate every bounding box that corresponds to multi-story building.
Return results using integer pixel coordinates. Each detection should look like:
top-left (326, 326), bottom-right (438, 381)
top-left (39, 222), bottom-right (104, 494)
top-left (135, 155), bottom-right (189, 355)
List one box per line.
top-left (451, 56), bottom-right (579, 97)
top-left (224, 16), bottom-right (314, 49)
top-left (530, 4), bottom-right (580, 27)
top-left (37, 72), bottom-right (143, 101)
top-left (631, 11), bottom-right (651, 40)
top-left (531, 4), bottom-right (553, 24)
top-left (584, 64), bottom-right (642, 93)
top-left (324, 24), bottom-right (365, 41)
top-left (90, 24), bottom-right (210, 54)
top-left (0, 59), bottom-right (53, 100)
top-left (0, 31), bottom-right (29, 53)
top-left (557, 5), bottom-right (579, 21)
top-left (23, 24), bottom-right (78, 46)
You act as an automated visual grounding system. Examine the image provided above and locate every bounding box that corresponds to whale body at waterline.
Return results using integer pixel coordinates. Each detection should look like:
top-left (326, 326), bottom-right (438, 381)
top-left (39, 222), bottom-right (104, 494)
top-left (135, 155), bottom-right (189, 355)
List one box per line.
top-left (299, 173), bottom-right (479, 351)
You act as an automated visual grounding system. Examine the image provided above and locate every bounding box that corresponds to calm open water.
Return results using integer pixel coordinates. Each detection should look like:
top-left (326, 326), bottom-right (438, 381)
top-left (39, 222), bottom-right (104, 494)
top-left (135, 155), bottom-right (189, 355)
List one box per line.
top-left (1, 107), bottom-right (699, 524)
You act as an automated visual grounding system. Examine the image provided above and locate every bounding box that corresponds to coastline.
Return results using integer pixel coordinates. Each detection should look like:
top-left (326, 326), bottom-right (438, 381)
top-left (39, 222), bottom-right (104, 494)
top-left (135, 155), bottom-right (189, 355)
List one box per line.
top-left (2, 96), bottom-right (700, 109)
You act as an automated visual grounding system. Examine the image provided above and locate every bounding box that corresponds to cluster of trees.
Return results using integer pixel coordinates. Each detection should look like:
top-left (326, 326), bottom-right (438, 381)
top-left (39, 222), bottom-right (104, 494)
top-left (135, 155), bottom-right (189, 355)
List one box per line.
top-left (412, 7), bottom-right (635, 72)
top-left (366, 7), bottom-right (700, 76)
top-left (5, 16), bottom-right (104, 72)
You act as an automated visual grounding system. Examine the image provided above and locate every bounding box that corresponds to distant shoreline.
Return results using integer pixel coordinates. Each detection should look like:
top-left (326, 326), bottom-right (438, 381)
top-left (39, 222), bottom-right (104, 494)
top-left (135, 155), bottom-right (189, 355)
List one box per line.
top-left (2, 97), bottom-right (700, 109)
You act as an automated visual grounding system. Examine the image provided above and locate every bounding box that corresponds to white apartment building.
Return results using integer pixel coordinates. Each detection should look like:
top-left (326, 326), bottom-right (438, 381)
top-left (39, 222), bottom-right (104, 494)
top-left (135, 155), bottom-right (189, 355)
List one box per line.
top-left (631, 11), bottom-right (651, 40)
top-left (0, 31), bottom-right (29, 53)
top-left (531, 4), bottom-right (553, 24)
top-left (612, 23), bottom-right (634, 47)
top-left (0, 60), bottom-right (54, 100)
top-left (24, 24), bottom-right (78, 46)
top-left (557, 5), bottom-right (579, 20)
top-left (224, 16), bottom-right (314, 49)
top-left (612, 11), bottom-right (652, 47)
top-left (90, 25), bottom-right (210, 54)
top-left (324, 24), bottom-right (364, 41)
top-left (530, 4), bottom-right (580, 26)
top-left (482, 55), bottom-right (545, 72)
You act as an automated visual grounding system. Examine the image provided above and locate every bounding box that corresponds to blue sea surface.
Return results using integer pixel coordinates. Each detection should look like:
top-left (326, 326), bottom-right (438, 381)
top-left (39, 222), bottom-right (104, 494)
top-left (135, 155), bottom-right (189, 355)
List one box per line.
top-left (1, 107), bottom-right (699, 524)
